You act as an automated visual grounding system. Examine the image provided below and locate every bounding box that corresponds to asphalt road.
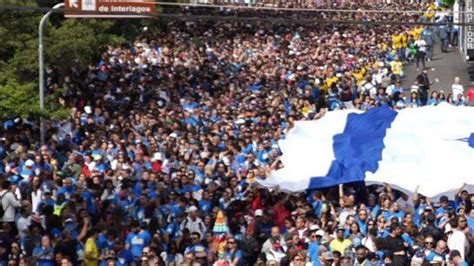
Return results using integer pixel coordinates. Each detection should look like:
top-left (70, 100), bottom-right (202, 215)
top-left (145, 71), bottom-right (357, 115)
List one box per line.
top-left (401, 42), bottom-right (471, 97)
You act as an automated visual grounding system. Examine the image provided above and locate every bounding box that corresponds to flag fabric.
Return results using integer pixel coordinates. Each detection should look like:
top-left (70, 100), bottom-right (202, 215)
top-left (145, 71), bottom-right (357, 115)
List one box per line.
top-left (259, 104), bottom-right (474, 198)
top-left (212, 209), bottom-right (229, 234)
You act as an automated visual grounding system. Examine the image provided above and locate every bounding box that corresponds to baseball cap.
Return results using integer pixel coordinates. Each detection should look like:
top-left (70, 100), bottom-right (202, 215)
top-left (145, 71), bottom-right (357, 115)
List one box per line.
top-left (315, 229), bottom-right (325, 237)
top-left (255, 209), bottom-right (263, 217)
top-left (310, 224), bottom-right (320, 231)
top-left (187, 206), bottom-right (198, 213)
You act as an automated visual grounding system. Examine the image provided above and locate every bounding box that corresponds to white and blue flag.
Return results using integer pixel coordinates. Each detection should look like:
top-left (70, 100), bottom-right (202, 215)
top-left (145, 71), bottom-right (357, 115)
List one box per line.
top-left (260, 104), bottom-right (474, 198)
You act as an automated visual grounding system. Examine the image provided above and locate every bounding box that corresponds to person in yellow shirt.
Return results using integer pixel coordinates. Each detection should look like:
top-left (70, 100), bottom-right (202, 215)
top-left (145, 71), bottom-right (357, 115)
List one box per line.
top-left (390, 58), bottom-right (403, 81)
top-left (84, 228), bottom-right (101, 266)
top-left (329, 227), bottom-right (352, 254)
top-left (353, 67), bottom-right (366, 87)
top-left (409, 27), bottom-right (424, 41)
top-left (325, 73), bottom-right (339, 89)
top-left (392, 34), bottom-right (402, 50)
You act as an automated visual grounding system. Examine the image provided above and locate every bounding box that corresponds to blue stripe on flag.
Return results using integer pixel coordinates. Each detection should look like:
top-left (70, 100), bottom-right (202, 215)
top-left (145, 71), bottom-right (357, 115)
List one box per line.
top-left (468, 133), bottom-right (474, 148)
top-left (308, 106), bottom-right (398, 189)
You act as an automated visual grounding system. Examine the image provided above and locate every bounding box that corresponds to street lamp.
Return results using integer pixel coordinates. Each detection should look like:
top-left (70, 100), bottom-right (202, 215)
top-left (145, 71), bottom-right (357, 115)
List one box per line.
top-left (39, 2), bottom-right (64, 146)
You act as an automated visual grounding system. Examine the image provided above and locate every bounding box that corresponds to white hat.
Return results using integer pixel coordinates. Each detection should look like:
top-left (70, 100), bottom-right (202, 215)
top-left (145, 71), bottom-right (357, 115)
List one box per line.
top-left (152, 152), bottom-right (162, 161)
top-left (222, 157), bottom-right (230, 166)
top-left (315, 229), bottom-right (325, 237)
top-left (84, 106), bottom-right (92, 114)
top-left (235, 119), bottom-right (246, 125)
top-left (25, 159), bottom-right (34, 167)
top-left (187, 206), bottom-right (198, 213)
top-left (310, 224), bottom-right (320, 231)
top-left (169, 132), bottom-right (178, 139)
top-left (255, 209), bottom-right (263, 217)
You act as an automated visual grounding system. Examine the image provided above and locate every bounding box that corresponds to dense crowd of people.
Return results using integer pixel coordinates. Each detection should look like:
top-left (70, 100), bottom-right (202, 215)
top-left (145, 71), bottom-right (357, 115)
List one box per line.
top-left (0, 1), bottom-right (473, 266)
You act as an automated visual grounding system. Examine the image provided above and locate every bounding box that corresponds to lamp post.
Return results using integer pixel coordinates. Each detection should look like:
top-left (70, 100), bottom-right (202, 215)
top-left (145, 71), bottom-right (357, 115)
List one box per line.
top-left (39, 2), bottom-right (64, 146)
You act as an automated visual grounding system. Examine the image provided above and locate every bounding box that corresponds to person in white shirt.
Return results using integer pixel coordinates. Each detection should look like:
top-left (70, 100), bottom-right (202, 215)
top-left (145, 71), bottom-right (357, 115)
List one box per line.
top-left (0, 180), bottom-right (21, 225)
top-left (414, 39), bottom-right (427, 70)
top-left (451, 76), bottom-right (464, 100)
top-left (447, 216), bottom-right (470, 261)
top-left (180, 206), bottom-right (206, 239)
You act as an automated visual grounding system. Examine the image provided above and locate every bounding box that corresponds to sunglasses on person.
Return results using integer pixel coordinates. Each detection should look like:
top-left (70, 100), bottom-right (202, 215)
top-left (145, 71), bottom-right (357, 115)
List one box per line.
top-left (425, 241), bottom-right (434, 245)
top-left (228, 241), bottom-right (236, 245)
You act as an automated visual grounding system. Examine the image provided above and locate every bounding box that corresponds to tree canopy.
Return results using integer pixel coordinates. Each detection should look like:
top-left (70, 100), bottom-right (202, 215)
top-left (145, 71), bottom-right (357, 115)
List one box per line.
top-left (0, 0), bottom-right (129, 120)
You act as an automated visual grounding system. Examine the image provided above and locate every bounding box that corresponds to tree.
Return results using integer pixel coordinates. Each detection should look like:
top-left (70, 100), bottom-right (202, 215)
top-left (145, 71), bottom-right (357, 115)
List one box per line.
top-left (0, 1), bottom-right (126, 120)
top-left (442, 0), bottom-right (455, 7)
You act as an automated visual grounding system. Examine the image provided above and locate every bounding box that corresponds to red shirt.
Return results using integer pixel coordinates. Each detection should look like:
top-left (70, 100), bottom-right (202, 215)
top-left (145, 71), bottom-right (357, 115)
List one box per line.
top-left (272, 203), bottom-right (290, 228)
top-left (467, 87), bottom-right (474, 102)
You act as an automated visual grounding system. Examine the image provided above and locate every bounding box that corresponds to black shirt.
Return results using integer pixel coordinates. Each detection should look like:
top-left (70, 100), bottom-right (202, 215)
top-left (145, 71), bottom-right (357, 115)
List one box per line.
top-left (381, 234), bottom-right (405, 253)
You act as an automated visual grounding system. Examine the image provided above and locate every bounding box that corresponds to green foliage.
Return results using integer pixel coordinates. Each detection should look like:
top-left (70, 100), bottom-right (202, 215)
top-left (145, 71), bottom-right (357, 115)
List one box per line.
top-left (0, 79), bottom-right (40, 120)
top-left (442, 0), bottom-right (455, 7)
top-left (0, 78), bottom-right (68, 120)
top-left (0, 1), bottom-right (126, 121)
top-left (46, 19), bottom-right (125, 75)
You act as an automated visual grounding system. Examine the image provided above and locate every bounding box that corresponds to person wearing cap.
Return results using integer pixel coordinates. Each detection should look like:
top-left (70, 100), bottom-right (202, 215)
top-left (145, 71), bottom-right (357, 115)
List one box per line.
top-left (181, 205), bottom-right (206, 240)
top-left (329, 226), bottom-right (352, 254)
top-left (308, 229), bottom-right (325, 265)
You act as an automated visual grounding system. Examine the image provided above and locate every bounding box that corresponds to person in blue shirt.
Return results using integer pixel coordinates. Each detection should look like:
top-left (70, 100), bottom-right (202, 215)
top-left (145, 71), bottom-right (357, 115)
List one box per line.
top-left (184, 232), bottom-right (208, 261)
top-left (449, 249), bottom-right (469, 266)
top-left (356, 209), bottom-right (369, 236)
top-left (56, 177), bottom-right (76, 200)
top-left (308, 230), bottom-right (323, 265)
top-left (199, 191), bottom-right (212, 214)
top-left (386, 202), bottom-right (405, 223)
top-left (97, 229), bottom-right (117, 256)
top-left (425, 239), bottom-right (447, 264)
top-left (409, 91), bottom-right (422, 108)
top-left (32, 235), bottom-right (55, 266)
top-left (225, 237), bottom-right (244, 266)
top-left (427, 90), bottom-right (440, 106)
top-left (436, 196), bottom-right (450, 220)
top-left (125, 221), bottom-right (152, 260)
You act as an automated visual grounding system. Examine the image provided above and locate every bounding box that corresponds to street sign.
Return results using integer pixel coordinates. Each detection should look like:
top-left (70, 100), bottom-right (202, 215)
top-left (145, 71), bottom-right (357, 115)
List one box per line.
top-left (65, 0), bottom-right (156, 18)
